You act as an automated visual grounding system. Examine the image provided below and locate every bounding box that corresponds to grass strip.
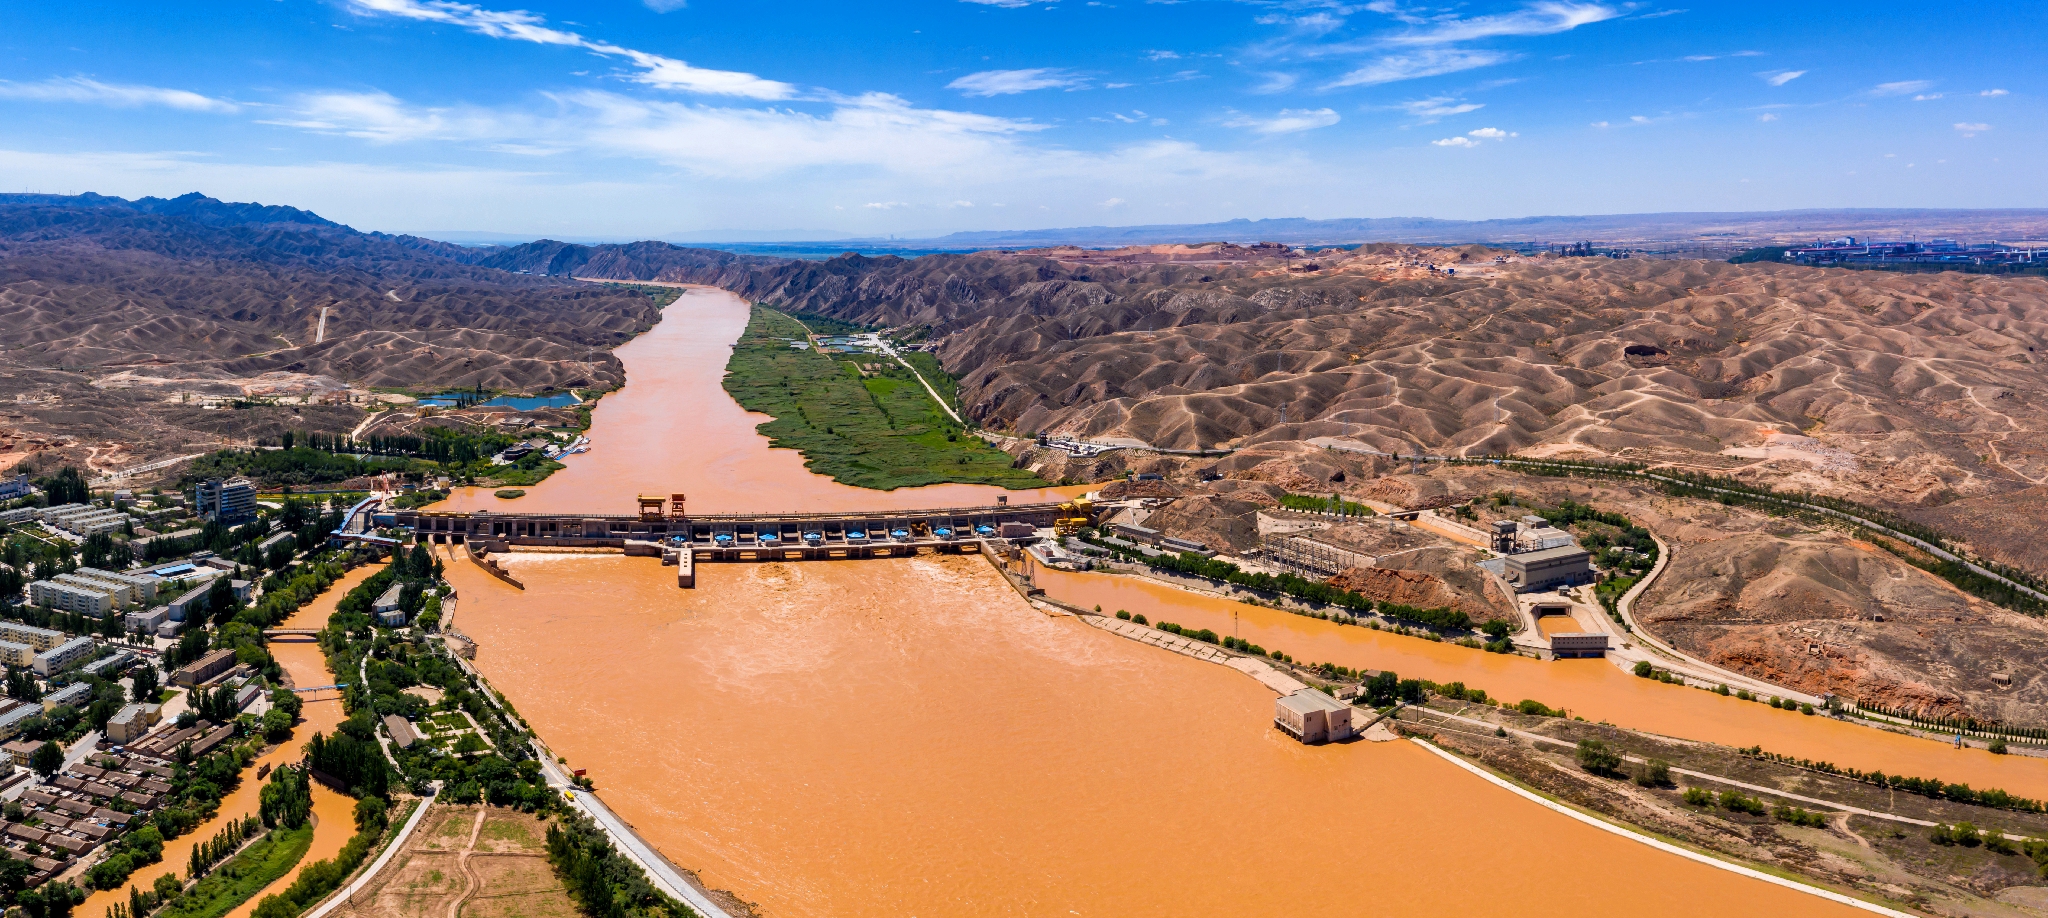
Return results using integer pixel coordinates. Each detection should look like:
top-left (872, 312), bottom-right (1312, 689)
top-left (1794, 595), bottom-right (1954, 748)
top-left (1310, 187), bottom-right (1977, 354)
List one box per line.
top-left (722, 305), bottom-right (1046, 490)
top-left (158, 826), bottom-right (313, 918)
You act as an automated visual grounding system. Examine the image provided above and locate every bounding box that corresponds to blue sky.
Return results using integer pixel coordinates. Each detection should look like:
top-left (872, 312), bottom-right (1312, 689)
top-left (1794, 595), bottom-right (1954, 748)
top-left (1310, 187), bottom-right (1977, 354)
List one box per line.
top-left (0, 1), bottom-right (2039, 239)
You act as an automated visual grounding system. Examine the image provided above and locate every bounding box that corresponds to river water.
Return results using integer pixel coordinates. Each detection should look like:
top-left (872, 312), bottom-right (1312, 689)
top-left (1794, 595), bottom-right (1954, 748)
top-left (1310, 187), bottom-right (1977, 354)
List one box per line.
top-left (439, 286), bottom-right (1085, 516)
top-left (431, 288), bottom-right (1939, 918)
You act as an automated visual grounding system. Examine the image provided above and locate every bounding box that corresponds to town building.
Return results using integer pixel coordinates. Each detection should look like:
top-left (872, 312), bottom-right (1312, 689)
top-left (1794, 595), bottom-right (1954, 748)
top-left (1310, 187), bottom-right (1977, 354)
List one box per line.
top-left (40, 683), bottom-right (92, 712)
top-left (52, 572), bottom-right (136, 609)
top-left (0, 474), bottom-right (30, 501)
top-left (171, 649), bottom-right (237, 688)
top-left (383, 714), bottom-right (419, 749)
top-left (0, 641), bottom-right (33, 668)
top-left (1502, 545), bottom-right (1593, 592)
top-left (1275, 689), bottom-right (1355, 744)
top-left (193, 478), bottom-right (257, 525)
top-left (372, 582), bottom-right (404, 618)
top-left (32, 503), bottom-right (90, 523)
top-left (1, 739), bottom-right (39, 766)
top-left (78, 650), bottom-right (136, 681)
top-left (1549, 632), bottom-right (1610, 658)
top-left (125, 606), bottom-right (169, 635)
top-left (0, 622), bottom-right (64, 651)
top-left (105, 705), bottom-right (161, 745)
top-left (28, 579), bottom-right (115, 618)
top-left (67, 568), bottom-right (160, 605)
top-left (0, 704), bottom-right (42, 740)
top-left (0, 507), bottom-right (40, 525)
top-left (231, 681), bottom-right (262, 711)
top-left (33, 636), bottom-right (99, 677)
top-left (53, 510), bottom-right (130, 538)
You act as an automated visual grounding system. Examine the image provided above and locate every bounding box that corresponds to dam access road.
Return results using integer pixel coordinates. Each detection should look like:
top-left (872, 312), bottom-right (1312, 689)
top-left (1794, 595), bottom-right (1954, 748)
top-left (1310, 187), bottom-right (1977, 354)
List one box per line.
top-left (415, 285), bottom-right (2034, 918)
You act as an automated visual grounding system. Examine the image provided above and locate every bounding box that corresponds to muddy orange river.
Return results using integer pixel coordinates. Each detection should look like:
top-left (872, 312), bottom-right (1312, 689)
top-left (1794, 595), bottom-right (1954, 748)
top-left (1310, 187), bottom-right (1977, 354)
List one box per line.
top-left (417, 287), bottom-right (2012, 917)
top-left (438, 286), bottom-right (1086, 516)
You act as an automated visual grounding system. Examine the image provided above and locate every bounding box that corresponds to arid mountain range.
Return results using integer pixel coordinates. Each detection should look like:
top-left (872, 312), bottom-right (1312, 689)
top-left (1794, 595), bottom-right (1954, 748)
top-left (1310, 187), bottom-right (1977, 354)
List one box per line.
top-left (493, 238), bottom-right (2048, 555)
top-left (0, 193), bottom-right (662, 474)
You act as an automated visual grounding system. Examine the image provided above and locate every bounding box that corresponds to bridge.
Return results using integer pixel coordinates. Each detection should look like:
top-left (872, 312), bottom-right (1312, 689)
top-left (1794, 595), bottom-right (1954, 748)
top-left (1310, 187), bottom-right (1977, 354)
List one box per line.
top-left (264, 629), bottom-right (322, 640)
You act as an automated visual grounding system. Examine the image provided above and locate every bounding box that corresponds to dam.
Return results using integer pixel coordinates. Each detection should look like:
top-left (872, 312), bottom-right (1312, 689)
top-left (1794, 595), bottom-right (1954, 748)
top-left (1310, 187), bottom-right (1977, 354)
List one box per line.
top-left (397, 496), bottom-right (1076, 554)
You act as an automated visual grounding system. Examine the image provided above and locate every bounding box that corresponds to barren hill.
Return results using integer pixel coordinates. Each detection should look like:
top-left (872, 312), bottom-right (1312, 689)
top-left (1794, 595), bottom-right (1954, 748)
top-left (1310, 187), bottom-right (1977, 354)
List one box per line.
top-left (0, 194), bottom-right (664, 475)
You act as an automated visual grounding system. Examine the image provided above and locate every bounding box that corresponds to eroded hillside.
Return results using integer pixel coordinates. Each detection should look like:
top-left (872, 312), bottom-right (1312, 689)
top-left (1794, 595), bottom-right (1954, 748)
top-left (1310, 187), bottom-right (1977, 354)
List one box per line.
top-left (0, 194), bottom-right (665, 474)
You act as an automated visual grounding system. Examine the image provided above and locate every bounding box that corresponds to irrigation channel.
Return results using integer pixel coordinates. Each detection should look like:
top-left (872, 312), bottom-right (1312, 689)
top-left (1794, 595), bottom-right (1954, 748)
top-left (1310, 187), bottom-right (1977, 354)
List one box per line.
top-left (389, 286), bottom-right (2048, 918)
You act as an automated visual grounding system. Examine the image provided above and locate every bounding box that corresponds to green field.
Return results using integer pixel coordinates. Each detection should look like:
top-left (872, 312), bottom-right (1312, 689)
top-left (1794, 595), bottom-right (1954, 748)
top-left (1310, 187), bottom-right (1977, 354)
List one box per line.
top-left (722, 306), bottom-right (1045, 490)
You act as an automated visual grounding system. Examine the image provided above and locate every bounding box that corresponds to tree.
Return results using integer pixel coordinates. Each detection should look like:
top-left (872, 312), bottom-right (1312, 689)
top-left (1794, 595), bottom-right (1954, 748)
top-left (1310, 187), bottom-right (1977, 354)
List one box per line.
top-left (130, 664), bottom-right (160, 704)
top-left (1575, 738), bottom-right (1623, 777)
top-left (1481, 619), bottom-right (1511, 641)
top-left (1363, 671), bottom-right (1400, 707)
top-left (1632, 661), bottom-right (1653, 678)
top-left (29, 742), bottom-right (62, 778)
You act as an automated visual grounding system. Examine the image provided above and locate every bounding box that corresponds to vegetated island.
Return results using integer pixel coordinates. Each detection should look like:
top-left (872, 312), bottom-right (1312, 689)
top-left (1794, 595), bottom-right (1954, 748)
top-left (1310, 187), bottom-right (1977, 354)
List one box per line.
top-left (721, 305), bottom-right (1047, 490)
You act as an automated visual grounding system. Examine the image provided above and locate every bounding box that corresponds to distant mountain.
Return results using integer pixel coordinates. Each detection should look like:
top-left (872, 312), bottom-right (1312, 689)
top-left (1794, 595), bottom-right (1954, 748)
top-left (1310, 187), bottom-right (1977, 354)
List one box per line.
top-left (904, 209), bottom-right (2048, 248)
top-left (0, 193), bottom-right (669, 468)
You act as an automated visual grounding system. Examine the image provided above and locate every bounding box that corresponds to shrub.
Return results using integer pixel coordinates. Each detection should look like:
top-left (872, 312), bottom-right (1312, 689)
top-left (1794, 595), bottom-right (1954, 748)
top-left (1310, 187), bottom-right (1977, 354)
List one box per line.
top-left (1682, 787), bottom-right (1712, 806)
top-left (1800, 702), bottom-right (1815, 715)
top-left (1773, 805), bottom-right (1827, 828)
top-left (1131, 613), bottom-right (1147, 625)
top-left (1717, 790), bottom-right (1766, 815)
top-left (1632, 759), bottom-right (1672, 788)
top-left (1516, 699), bottom-right (1561, 717)
top-left (1115, 610), bottom-right (1131, 620)
top-left (1989, 737), bottom-right (2009, 755)
top-left (1633, 661), bottom-right (1653, 678)
top-left (1716, 684), bottom-right (1730, 696)
top-left (1576, 739), bottom-right (1623, 777)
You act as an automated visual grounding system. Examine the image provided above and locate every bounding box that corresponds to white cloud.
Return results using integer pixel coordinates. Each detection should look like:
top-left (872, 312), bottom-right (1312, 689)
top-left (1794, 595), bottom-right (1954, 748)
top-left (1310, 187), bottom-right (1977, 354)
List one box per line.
top-left (0, 77), bottom-right (237, 113)
top-left (959, 0), bottom-right (1053, 6)
top-left (1100, 197), bottom-right (1125, 207)
top-left (1954, 122), bottom-right (1990, 136)
top-left (1381, 2), bottom-right (1620, 46)
top-left (1981, 88), bottom-right (2009, 96)
top-left (344, 0), bottom-right (795, 99)
top-left (1757, 112), bottom-right (1778, 122)
top-left (1590, 120), bottom-right (1610, 128)
top-left (1871, 80), bottom-right (1933, 96)
top-left (1913, 92), bottom-right (1943, 101)
top-left (947, 68), bottom-right (1086, 96)
top-left (947, 200), bottom-right (974, 208)
top-left (642, 0), bottom-right (686, 10)
top-left (1144, 50), bottom-right (1180, 61)
top-left (1761, 69), bottom-right (1804, 86)
top-left (1434, 126), bottom-right (1514, 147)
top-left (1224, 108), bottom-right (1340, 134)
top-left (864, 201), bottom-right (909, 209)
top-left (1327, 48), bottom-right (1511, 88)
top-left (1399, 96), bottom-right (1483, 118)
